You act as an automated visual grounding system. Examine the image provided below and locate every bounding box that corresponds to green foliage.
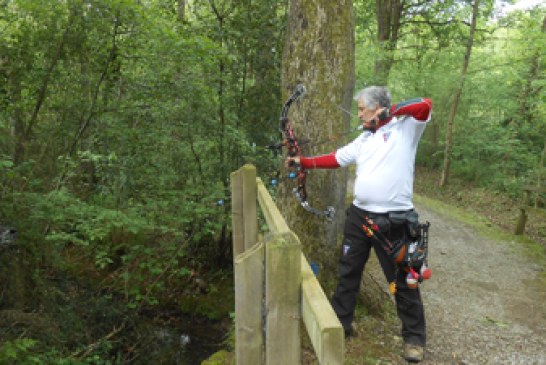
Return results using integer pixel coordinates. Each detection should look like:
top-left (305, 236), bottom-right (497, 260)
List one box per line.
top-left (1, 0), bottom-right (544, 361)
top-left (0, 339), bottom-right (38, 364)
top-left (1, 7), bottom-right (282, 355)
top-left (0, 338), bottom-right (114, 365)
top-left (355, 1), bottom-right (544, 196)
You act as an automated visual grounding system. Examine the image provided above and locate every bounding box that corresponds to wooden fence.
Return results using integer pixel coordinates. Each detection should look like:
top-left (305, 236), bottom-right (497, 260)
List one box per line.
top-left (230, 164), bottom-right (344, 365)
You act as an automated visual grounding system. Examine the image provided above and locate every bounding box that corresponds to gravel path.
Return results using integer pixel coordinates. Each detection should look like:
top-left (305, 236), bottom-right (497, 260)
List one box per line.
top-left (405, 204), bottom-right (546, 365)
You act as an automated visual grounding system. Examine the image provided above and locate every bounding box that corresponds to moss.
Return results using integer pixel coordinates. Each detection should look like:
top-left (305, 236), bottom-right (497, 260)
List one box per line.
top-left (200, 350), bottom-right (234, 365)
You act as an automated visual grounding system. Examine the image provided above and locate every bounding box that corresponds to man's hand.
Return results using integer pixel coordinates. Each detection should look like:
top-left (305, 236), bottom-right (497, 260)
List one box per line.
top-left (284, 156), bottom-right (300, 169)
top-left (371, 107), bottom-right (388, 122)
top-left (361, 107), bottom-right (388, 131)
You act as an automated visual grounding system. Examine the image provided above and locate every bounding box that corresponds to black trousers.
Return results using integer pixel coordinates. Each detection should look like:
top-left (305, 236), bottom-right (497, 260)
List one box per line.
top-left (331, 204), bottom-right (426, 346)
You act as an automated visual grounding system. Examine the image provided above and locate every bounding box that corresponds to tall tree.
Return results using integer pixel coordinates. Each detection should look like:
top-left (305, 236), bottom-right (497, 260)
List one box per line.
top-left (5, 3), bottom-right (75, 165)
top-left (280, 0), bottom-right (355, 289)
top-left (516, 16), bottom-right (545, 126)
top-left (178, 0), bottom-right (186, 20)
top-left (374, 0), bottom-right (402, 85)
top-left (439, 0), bottom-right (481, 187)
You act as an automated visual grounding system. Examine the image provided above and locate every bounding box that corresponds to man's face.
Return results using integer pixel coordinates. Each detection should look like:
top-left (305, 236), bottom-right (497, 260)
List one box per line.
top-left (357, 98), bottom-right (379, 129)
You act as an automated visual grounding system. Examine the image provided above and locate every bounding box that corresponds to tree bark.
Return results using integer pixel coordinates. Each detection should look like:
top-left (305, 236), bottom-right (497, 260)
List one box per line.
top-left (439, 0), bottom-right (480, 187)
top-left (10, 10), bottom-right (75, 165)
top-left (374, 0), bottom-right (402, 85)
top-left (516, 16), bottom-right (545, 125)
top-left (178, 0), bottom-right (186, 21)
top-left (8, 65), bottom-right (24, 165)
top-left (55, 16), bottom-right (120, 191)
top-left (281, 0), bottom-right (355, 291)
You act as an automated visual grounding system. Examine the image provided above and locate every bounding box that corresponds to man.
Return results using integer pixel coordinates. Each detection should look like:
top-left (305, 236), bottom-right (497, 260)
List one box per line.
top-left (285, 86), bottom-right (432, 363)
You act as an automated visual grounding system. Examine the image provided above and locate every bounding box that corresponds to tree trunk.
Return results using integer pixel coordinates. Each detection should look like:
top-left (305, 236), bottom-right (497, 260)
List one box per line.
top-left (8, 65), bottom-right (25, 165)
top-left (178, 0), bottom-right (186, 21)
top-left (25, 11), bottom-right (75, 153)
top-left (516, 16), bottom-right (545, 125)
top-left (439, 0), bottom-right (480, 187)
top-left (209, 0), bottom-right (236, 267)
top-left (56, 17), bottom-right (120, 190)
top-left (8, 9), bottom-right (75, 165)
top-left (281, 0), bottom-right (354, 292)
top-left (535, 139), bottom-right (545, 208)
top-left (374, 0), bottom-right (402, 85)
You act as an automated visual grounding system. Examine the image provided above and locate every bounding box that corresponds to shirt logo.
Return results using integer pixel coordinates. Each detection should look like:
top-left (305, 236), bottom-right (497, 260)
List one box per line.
top-left (383, 131), bottom-right (391, 142)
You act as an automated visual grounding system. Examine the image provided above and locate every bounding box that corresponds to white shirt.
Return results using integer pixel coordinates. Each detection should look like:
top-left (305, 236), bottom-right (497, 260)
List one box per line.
top-left (335, 115), bottom-right (429, 212)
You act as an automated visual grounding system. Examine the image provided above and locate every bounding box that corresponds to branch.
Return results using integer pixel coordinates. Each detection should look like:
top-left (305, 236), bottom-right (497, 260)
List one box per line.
top-left (24, 9), bottom-right (76, 138)
top-left (71, 323), bottom-right (125, 359)
top-left (53, 15), bottom-right (120, 192)
top-left (67, 17), bottom-right (120, 158)
top-left (400, 18), bottom-right (494, 34)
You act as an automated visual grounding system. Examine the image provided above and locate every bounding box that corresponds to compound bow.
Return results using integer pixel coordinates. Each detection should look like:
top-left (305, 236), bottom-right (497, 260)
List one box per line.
top-left (271, 84), bottom-right (335, 220)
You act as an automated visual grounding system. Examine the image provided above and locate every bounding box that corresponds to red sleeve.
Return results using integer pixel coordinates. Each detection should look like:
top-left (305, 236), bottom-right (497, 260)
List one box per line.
top-left (391, 98), bottom-right (432, 122)
top-left (300, 152), bottom-right (340, 169)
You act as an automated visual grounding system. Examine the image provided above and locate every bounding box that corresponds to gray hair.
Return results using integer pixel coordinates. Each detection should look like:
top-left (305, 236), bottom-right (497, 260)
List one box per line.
top-left (354, 86), bottom-right (392, 110)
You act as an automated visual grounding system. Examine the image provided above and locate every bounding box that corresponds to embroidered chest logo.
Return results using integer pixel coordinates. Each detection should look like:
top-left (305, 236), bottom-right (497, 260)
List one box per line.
top-left (383, 131), bottom-right (392, 142)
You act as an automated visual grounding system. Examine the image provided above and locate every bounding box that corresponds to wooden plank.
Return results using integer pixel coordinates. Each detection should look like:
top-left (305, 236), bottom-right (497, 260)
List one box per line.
top-left (265, 231), bottom-right (301, 365)
top-left (231, 164), bottom-right (258, 257)
top-left (301, 254), bottom-right (344, 365)
top-left (235, 241), bottom-right (265, 365)
top-left (241, 164), bottom-right (258, 252)
top-left (231, 168), bottom-right (245, 258)
top-left (256, 178), bottom-right (290, 234)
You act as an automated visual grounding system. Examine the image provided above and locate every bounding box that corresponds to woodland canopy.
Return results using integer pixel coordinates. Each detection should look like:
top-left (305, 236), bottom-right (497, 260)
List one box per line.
top-left (0, 0), bottom-right (544, 363)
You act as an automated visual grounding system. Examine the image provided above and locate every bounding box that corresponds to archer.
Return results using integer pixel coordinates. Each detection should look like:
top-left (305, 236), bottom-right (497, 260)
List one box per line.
top-left (285, 86), bottom-right (432, 363)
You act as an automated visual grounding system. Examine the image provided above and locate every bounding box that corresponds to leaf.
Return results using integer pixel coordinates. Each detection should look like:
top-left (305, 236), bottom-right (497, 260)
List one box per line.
top-left (482, 316), bottom-right (510, 328)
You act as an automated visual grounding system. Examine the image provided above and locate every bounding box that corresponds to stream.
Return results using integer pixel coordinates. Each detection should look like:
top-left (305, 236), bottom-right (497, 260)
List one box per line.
top-left (130, 311), bottom-right (229, 365)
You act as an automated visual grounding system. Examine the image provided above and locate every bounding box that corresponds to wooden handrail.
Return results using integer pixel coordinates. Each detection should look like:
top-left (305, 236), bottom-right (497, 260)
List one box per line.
top-left (231, 164), bottom-right (344, 365)
top-left (256, 177), bottom-right (291, 234)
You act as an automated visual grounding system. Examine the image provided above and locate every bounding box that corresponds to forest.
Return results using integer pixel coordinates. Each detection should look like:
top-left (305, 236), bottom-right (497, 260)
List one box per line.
top-left (0, 0), bottom-right (544, 364)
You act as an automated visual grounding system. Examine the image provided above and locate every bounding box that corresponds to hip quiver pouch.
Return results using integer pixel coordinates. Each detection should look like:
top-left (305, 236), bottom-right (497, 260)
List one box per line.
top-left (388, 211), bottom-right (430, 269)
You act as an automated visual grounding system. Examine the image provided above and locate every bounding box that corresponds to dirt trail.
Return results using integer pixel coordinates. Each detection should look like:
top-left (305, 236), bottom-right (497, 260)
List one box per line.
top-left (401, 203), bottom-right (546, 364)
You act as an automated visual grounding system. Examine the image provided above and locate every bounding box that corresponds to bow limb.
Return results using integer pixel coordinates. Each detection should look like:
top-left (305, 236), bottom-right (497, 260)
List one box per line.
top-left (279, 84), bottom-right (335, 221)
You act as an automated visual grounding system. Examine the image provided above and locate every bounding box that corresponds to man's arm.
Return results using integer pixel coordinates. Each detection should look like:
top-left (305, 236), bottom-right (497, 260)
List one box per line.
top-left (391, 98), bottom-right (432, 121)
top-left (300, 152), bottom-right (340, 169)
top-left (285, 152), bottom-right (340, 170)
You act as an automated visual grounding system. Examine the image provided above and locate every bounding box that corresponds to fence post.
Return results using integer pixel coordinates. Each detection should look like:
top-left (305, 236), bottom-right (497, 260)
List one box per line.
top-left (235, 242), bottom-right (265, 365)
top-left (231, 164), bottom-right (258, 257)
top-left (265, 231), bottom-right (301, 365)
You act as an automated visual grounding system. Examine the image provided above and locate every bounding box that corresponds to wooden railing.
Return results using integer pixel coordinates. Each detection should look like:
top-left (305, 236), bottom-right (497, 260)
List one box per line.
top-left (230, 164), bottom-right (344, 365)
